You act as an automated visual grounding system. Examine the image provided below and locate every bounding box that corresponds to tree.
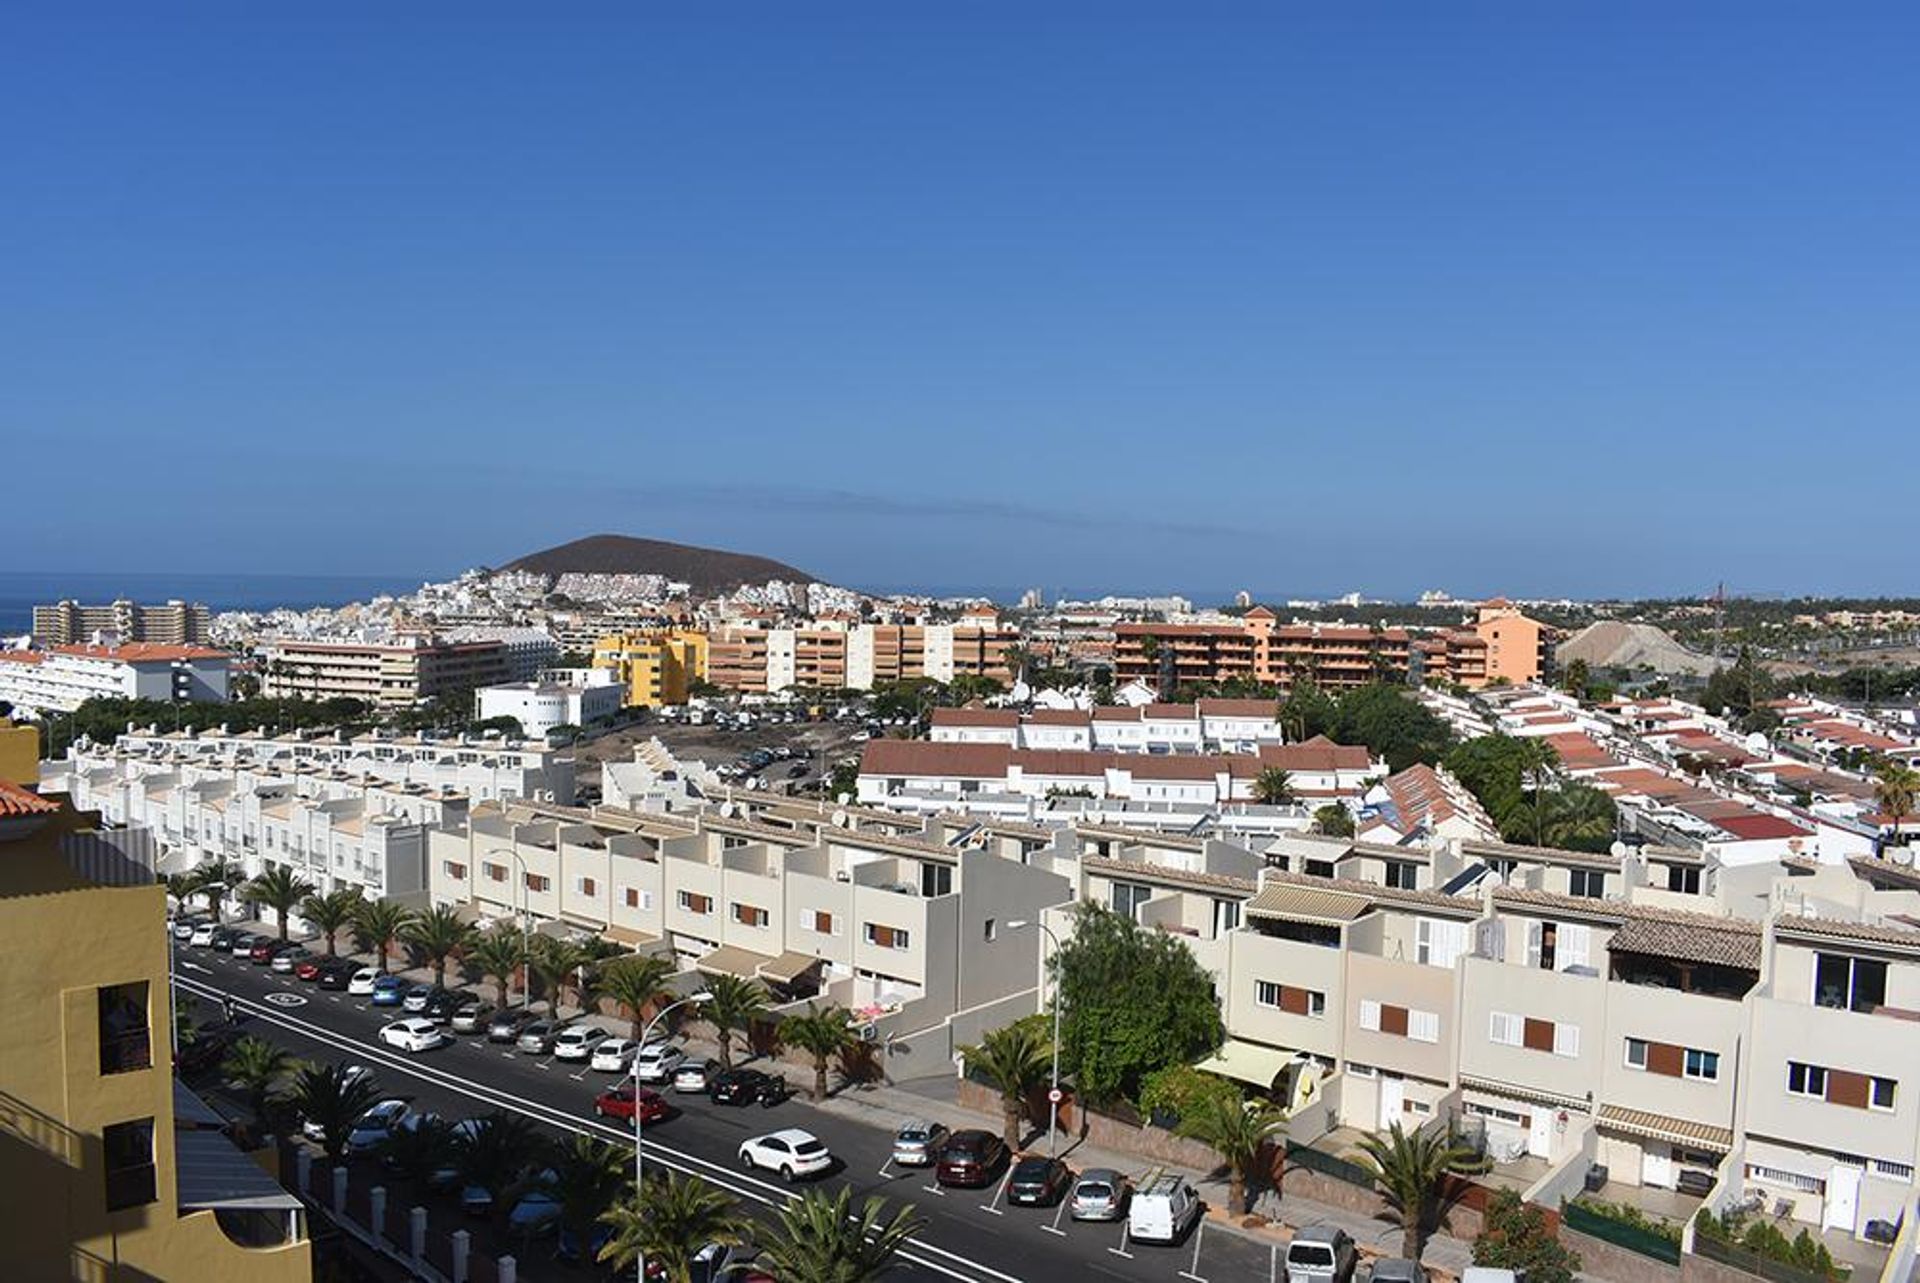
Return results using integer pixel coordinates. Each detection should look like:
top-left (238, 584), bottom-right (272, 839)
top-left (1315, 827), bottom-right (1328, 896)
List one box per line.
top-left (547, 1134), bottom-right (628, 1257)
top-left (1252, 766), bottom-right (1295, 806)
top-left (1874, 759), bottom-right (1920, 844)
top-left (959, 1016), bottom-right (1054, 1149)
top-left (221, 1036), bottom-right (299, 1140)
top-left (293, 1062), bottom-right (382, 1165)
top-left (300, 887), bottom-right (363, 956)
top-left (243, 866), bottom-right (316, 941)
top-left (403, 903), bottom-right (477, 988)
top-left (165, 872), bottom-right (201, 913)
top-left (1538, 784), bottom-right (1617, 851)
top-left (189, 861), bottom-right (248, 920)
top-left (780, 1002), bottom-right (856, 1101)
top-left (1561, 658), bottom-right (1591, 700)
top-left (1051, 901), bottom-right (1224, 1105)
top-left (600, 954), bottom-right (676, 1039)
top-left (826, 758), bottom-right (861, 801)
top-left (754, 1186), bottom-right (926, 1283)
top-left (599, 1173), bottom-right (749, 1283)
top-left (530, 937), bottom-right (593, 1016)
top-left (1280, 676), bottom-right (1337, 742)
top-left (468, 927), bottom-right (528, 1009)
top-left (1701, 646), bottom-right (1774, 727)
top-left (1313, 804), bottom-right (1355, 838)
top-left (378, 1114), bottom-right (455, 1198)
top-left (1330, 684), bottom-right (1453, 772)
top-left (1357, 1122), bottom-right (1487, 1261)
top-left (351, 899), bottom-right (416, 974)
top-left (1175, 1094), bottom-right (1287, 1215)
top-left (452, 1111), bottom-right (544, 1219)
top-left (1474, 1188), bottom-right (1580, 1283)
top-left (702, 974), bottom-right (770, 1070)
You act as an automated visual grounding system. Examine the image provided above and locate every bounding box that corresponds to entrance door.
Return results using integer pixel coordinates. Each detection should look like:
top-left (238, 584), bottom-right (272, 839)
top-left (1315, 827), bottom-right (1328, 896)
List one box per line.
top-left (1641, 1144), bottom-right (1674, 1189)
top-left (1526, 1109), bottom-right (1554, 1159)
top-left (1824, 1164), bottom-right (1862, 1233)
top-left (1378, 1074), bottom-right (1405, 1130)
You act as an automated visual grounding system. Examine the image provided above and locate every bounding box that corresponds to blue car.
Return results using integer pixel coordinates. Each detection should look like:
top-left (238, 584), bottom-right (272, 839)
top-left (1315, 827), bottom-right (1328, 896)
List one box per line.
top-left (370, 975), bottom-right (408, 1006)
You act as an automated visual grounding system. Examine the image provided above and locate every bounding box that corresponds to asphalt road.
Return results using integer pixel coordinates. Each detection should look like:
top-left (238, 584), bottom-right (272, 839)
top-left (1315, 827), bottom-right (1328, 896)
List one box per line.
top-left (172, 940), bottom-right (1277, 1283)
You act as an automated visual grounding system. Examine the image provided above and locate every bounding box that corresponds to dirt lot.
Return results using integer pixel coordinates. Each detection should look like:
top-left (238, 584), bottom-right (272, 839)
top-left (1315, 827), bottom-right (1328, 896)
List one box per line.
top-left (569, 713), bottom-right (868, 793)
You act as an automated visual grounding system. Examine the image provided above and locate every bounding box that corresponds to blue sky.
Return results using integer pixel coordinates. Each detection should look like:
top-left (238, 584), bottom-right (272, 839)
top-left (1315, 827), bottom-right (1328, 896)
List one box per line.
top-left (8, 4), bottom-right (1918, 601)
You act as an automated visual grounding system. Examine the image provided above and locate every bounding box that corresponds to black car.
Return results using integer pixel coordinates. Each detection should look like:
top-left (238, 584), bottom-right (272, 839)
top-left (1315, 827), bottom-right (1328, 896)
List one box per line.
top-left (1007, 1156), bottom-right (1074, 1207)
top-left (421, 989), bottom-right (469, 1023)
top-left (709, 1068), bottom-right (790, 1107)
top-left (314, 957), bottom-right (359, 989)
top-left (936, 1129), bottom-right (1008, 1188)
top-left (207, 927), bottom-right (243, 951)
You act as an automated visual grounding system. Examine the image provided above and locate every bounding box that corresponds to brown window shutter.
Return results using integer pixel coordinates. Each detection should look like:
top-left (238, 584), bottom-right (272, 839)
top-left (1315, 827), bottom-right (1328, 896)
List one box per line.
top-left (1828, 1070), bottom-right (1872, 1109)
top-left (1279, 986), bottom-right (1310, 1016)
top-left (1381, 1005), bottom-right (1410, 1037)
top-left (1647, 1042), bottom-right (1686, 1077)
top-left (582, 878), bottom-right (596, 897)
top-left (814, 911), bottom-right (833, 934)
top-left (1523, 1018), bottom-right (1555, 1052)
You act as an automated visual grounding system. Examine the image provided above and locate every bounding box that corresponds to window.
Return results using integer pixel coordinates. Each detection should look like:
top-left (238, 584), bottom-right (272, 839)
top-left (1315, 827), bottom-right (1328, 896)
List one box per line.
top-left (732, 902), bottom-right (769, 928)
top-left (1685, 1049), bottom-right (1720, 1081)
top-left (1569, 869), bottom-right (1606, 899)
top-left (1814, 953), bottom-right (1887, 1013)
top-left (577, 876), bottom-right (597, 897)
top-left (865, 923), bottom-right (909, 950)
top-left (1489, 1012), bottom-right (1524, 1047)
top-left (1872, 1159), bottom-right (1914, 1182)
top-left (1257, 980), bottom-right (1283, 1009)
top-left (1346, 1062), bottom-right (1377, 1078)
top-left (983, 918), bottom-right (997, 942)
top-left (484, 863), bottom-right (507, 883)
top-left (103, 1118), bottom-right (157, 1211)
top-left (1625, 1037), bottom-right (1649, 1069)
top-left (677, 890), bottom-right (712, 915)
top-left (1213, 899), bottom-right (1241, 935)
top-left (1111, 881), bottom-right (1152, 921)
top-left (623, 887), bottom-right (639, 908)
top-left (1409, 1010), bottom-right (1441, 1044)
top-left (1384, 860), bottom-right (1419, 891)
top-left (1415, 918), bottom-right (1468, 969)
top-left (920, 863), bottom-right (953, 898)
top-left (1666, 865), bottom-right (1702, 894)
top-left (1307, 991), bottom-right (1327, 1018)
top-left (1788, 1062), bottom-right (1828, 1098)
top-left (97, 983), bottom-right (151, 1076)
top-left (1871, 1077), bottom-right (1897, 1111)
top-left (1304, 859), bottom-right (1336, 879)
top-left (811, 910), bottom-right (836, 935)
top-left (524, 873), bottom-right (550, 893)
top-left (443, 860), bottom-right (467, 880)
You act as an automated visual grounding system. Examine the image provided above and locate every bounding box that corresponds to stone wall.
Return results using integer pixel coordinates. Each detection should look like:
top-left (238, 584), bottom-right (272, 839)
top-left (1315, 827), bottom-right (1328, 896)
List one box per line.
top-left (953, 1078), bottom-right (1227, 1171)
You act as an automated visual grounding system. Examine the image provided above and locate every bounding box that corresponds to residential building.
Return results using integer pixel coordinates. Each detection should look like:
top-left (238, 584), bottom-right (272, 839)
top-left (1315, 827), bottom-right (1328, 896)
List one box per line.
top-left (0, 643), bottom-right (232, 717)
top-left (1111, 610), bottom-right (1417, 692)
top-left (1469, 599), bottom-right (1555, 687)
top-left (260, 636), bottom-right (509, 707)
top-left (591, 629), bottom-right (709, 707)
top-left (475, 672), bottom-right (625, 738)
top-left (32, 598), bottom-right (211, 646)
top-left (1, 717), bottom-right (38, 785)
top-left (442, 625), bottom-right (560, 681)
top-left (928, 699), bottom-right (1286, 753)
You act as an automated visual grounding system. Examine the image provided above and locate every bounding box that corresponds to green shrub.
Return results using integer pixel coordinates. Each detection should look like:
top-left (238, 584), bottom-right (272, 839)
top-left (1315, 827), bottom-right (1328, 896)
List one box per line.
top-left (1568, 1197), bottom-right (1682, 1247)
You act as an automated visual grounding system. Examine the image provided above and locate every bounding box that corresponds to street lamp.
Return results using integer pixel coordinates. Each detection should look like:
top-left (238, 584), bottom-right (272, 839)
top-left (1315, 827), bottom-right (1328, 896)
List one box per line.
top-left (486, 847), bottom-right (532, 1011)
top-left (633, 990), bottom-right (712, 1283)
top-left (1006, 919), bottom-right (1063, 1158)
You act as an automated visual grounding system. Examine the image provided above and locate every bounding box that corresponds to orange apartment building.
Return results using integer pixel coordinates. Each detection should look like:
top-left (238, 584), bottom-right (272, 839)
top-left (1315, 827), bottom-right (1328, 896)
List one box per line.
top-left (704, 619), bottom-right (1017, 694)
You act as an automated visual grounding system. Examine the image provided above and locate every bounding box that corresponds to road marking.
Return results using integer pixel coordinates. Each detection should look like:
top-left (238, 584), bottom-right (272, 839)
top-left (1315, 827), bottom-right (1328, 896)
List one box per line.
top-left (179, 960), bottom-right (211, 974)
top-left (263, 992), bottom-right (308, 1008)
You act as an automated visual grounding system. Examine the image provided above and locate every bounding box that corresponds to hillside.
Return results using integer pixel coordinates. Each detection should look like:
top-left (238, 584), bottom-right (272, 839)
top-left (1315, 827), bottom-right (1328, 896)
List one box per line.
top-left (503, 534), bottom-right (815, 592)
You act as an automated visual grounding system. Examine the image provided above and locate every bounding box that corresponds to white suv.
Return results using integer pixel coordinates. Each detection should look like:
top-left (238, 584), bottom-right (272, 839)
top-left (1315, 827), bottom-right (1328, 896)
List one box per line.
top-left (633, 1042), bottom-right (686, 1084)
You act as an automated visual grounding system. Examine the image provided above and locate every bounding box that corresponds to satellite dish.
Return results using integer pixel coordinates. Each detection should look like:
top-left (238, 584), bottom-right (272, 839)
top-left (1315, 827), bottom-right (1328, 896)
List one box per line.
top-left (831, 809), bottom-right (849, 828)
top-left (717, 802), bottom-right (736, 818)
top-left (1609, 841), bottom-right (1627, 858)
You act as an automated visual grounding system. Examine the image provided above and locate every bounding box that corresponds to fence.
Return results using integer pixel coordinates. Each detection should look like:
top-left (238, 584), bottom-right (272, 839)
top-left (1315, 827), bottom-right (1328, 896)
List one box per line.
top-left (1285, 1140), bottom-right (1375, 1188)
top-left (1694, 1232), bottom-right (1847, 1283)
top-left (1563, 1201), bottom-right (1682, 1266)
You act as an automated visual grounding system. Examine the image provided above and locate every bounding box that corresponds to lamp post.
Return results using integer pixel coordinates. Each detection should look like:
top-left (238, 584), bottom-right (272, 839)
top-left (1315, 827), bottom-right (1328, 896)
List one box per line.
top-left (1007, 918), bottom-right (1063, 1157)
top-left (633, 991), bottom-right (712, 1283)
top-left (487, 848), bottom-right (532, 1011)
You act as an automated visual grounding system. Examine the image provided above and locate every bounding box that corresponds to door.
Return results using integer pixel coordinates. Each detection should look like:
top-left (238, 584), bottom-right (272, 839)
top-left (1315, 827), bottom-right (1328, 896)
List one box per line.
top-left (1824, 1164), bottom-right (1862, 1233)
top-left (1526, 1109), bottom-right (1554, 1159)
top-left (1640, 1143), bottom-right (1674, 1189)
top-left (1378, 1074), bottom-right (1405, 1130)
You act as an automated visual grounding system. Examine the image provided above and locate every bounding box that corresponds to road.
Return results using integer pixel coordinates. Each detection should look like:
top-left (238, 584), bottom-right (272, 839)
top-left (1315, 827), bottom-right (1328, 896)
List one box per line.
top-left (173, 941), bottom-right (1276, 1283)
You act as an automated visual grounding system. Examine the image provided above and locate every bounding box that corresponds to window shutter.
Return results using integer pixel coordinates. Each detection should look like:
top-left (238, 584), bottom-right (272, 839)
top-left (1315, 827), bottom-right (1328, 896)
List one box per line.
top-left (1525, 921), bottom-right (1544, 968)
top-left (1553, 1024), bottom-right (1581, 1058)
top-left (1380, 1005), bottom-right (1410, 1037)
top-left (1647, 1041), bottom-right (1685, 1077)
top-left (1416, 919), bottom-right (1433, 965)
top-left (1523, 1018), bottom-right (1556, 1052)
top-left (1359, 1000), bottom-right (1382, 1032)
top-left (1558, 923), bottom-right (1591, 971)
top-left (1409, 1010), bottom-right (1440, 1044)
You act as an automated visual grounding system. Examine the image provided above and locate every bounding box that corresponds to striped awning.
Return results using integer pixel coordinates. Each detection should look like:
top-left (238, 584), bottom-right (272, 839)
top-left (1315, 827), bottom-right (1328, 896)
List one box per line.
top-left (757, 950), bottom-right (826, 984)
top-left (1460, 1074), bottom-right (1592, 1113)
top-left (1597, 1104), bottom-right (1732, 1153)
top-left (1244, 883), bottom-right (1372, 924)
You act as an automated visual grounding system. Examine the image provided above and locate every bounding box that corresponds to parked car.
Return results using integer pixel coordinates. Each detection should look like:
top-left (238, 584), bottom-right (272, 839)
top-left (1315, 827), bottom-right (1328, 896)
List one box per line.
top-left (450, 999), bottom-right (498, 1034)
top-left (1370, 1260), bottom-right (1429, 1283)
top-left (672, 1059), bottom-right (719, 1094)
top-left (633, 1042), bottom-right (687, 1084)
top-left (552, 1025), bottom-right (613, 1062)
top-left (347, 967), bottom-right (380, 996)
top-left (207, 927), bottom-right (242, 951)
top-left (271, 946), bottom-right (312, 974)
top-left (590, 1037), bottom-right (643, 1072)
top-left (1069, 1168), bottom-right (1131, 1221)
top-left (315, 958), bottom-right (359, 989)
top-left (401, 983), bottom-right (441, 1013)
top-left (1128, 1174), bottom-right (1203, 1245)
top-left (247, 938), bottom-right (287, 964)
top-left (379, 1018), bottom-right (448, 1054)
top-left (508, 1182), bottom-right (563, 1236)
top-left (891, 1120), bottom-right (949, 1167)
top-left (935, 1129), bottom-right (1007, 1188)
top-left (487, 1009), bottom-right (539, 1043)
top-left (421, 988), bottom-right (467, 1023)
top-left (593, 1084), bottom-right (669, 1123)
top-left (737, 1128), bottom-right (832, 1181)
top-left (1284, 1226), bottom-right (1357, 1283)
top-left (189, 922), bottom-right (220, 947)
top-left (710, 1068), bottom-right (790, 1107)
top-left (515, 1020), bottom-right (562, 1054)
top-left (294, 955), bottom-right (328, 981)
top-left (345, 1100), bottom-right (412, 1155)
top-left (370, 975), bottom-right (408, 1006)
top-left (172, 917), bottom-right (203, 941)
top-left (229, 932), bottom-right (265, 957)
top-left (1007, 1156), bottom-right (1074, 1207)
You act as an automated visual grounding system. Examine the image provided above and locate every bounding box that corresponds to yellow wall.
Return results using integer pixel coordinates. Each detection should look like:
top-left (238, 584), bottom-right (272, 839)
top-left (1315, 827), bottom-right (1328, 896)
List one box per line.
top-left (0, 719), bottom-right (38, 786)
top-left (592, 630), bottom-right (709, 708)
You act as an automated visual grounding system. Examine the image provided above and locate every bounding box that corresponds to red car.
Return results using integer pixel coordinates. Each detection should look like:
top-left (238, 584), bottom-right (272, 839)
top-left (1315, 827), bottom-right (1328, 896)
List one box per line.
top-left (593, 1085), bottom-right (668, 1124)
top-left (295, 957), bottom-right (327, 981)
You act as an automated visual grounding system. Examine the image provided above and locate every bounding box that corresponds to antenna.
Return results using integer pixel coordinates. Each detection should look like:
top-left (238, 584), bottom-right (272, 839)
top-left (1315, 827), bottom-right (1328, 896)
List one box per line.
top-left (1711, 581), bottom-right (1726, 665)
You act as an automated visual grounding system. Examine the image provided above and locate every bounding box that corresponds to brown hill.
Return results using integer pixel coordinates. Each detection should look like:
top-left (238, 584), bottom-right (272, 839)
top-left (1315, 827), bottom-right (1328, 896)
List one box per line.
top-left (504, 535), bottom-right (816, 592)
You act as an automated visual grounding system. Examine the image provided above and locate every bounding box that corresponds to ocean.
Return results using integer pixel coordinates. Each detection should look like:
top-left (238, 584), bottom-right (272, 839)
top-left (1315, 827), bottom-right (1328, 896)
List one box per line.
top-left (0, 571), bottom-right (424, 638)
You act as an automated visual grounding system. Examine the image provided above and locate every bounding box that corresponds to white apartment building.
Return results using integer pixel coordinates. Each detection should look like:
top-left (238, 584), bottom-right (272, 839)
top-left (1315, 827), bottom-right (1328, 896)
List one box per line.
top-left (928, 700), bottom-right (1286, 753)
top-left (260, 636), bottom-right (509, 707)
top-left (0, 643), bottom-right (231, 717)
top-left (474, 677), bottom-right (623, 739)
top-left (442, 626), bottom-right (561, 682)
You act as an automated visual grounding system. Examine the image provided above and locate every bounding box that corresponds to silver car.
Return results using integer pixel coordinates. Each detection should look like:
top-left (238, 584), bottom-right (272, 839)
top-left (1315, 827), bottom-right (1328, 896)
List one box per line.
top-left (516, 1020), bottom-right (562, 1054)
top-left (891, 1120), bottom-right (949, 1167)
top-left (1070, 1167), bottom-right (1131, 1221)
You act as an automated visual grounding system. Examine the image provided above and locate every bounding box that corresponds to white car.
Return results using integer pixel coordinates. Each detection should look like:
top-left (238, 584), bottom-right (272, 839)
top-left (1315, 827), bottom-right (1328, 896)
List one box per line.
top-left (345, 1099), bottom-right (411, 1155)
top-left (590, 1038), bottom-right (643, 1072)
top-left (189, 922), bottom-right (219, 947)
top-left (552, 1025), bottom-right (613, 1062)
top-left (634, 1042), bottom-right (687, 1084)
top-left (379, 1018), bottom-right (448, 1054)
top-left (301, 1066), bottom-right (375, 1140)
top-left (738, 1128), bottom-right (833, 1181)
top-left (347, 967), bottom-right (380, 996)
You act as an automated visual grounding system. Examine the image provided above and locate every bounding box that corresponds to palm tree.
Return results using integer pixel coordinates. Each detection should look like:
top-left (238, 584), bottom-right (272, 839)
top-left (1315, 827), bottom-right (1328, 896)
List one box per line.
top-left (190, 861), bottom-right (248, 920)
top-left (299, 887), bottom-right (363, 956)
top-left (600, 954), bottom-right (676, 1039)
top-left (530, 937), bottom-right (591, 1016)
top-left (959, 1018), bottom-right (1053, 1149)
top-left (243, 866), bottom-right (317, 940)
top-left (378, 1114), bottom-right (455, 1198)
top-left (402, 904), bottom-right (477, 988)
top-left (1252, 766), bottom-right (1295, 806)
top-left (293, 1062), bottom-right (382, 1164)
top-left (351, 899), bottom-right (416, 974)
top-left (222, 1035), bottom-right (300, 1141)
top-left (754, 1186), bottom-right (925, 1283)
top-left (468, 927), bottom-right (528, 1009)
top-left (165, 872), bottom-right (201, 913)
top-left (1539, 786), bottom-right (1615, 850)
top-left (599, 1173), bottom-right (749, 1283)
top-left (1514, 738), bottom-right (1561, 846)
top-left (452, 1110), bottom-right (544, 1219)
top-left (1875, 760), bottom-right (1920, 845)
top-left (780, 1002), bottom-right (855, 1102)
top-left (1175, 1093), bottom-right (1287, 1215)
top-left (702, 974), bottom-right (769, 1070)
top-left (547, 1135), bottom-right (628, 1258)
top-left (1356, 1121), bottom-right (1487, 1261)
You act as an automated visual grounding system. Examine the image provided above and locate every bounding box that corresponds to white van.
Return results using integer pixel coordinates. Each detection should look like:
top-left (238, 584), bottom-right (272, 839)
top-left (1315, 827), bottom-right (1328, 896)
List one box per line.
top-left (1286, 1226), bottom-right (1357, 1283)
top-left (1461, 1270), bottom-right (1524, 1283)
top-left (1128, 1174), bottom-right (1202, 1244)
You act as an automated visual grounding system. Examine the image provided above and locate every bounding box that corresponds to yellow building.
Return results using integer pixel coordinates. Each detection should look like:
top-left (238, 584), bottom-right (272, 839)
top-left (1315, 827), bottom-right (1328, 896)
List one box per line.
top-left (0, 780), bottom-right (311, 1281)
top-left (0, 717), bottom-right (37, 786)
top-left (591, 629), bottom-right (709, 708)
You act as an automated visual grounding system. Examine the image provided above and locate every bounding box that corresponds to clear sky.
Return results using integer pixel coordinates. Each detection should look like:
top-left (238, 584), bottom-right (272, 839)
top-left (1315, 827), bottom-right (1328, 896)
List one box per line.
top-left (8, 4), bottom-right (1918, 601)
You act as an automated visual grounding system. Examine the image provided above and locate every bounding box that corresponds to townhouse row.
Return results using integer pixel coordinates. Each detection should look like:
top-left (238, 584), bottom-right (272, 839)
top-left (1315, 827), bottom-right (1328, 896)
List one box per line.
top-left (929, 699), bottom-right (1287, 753)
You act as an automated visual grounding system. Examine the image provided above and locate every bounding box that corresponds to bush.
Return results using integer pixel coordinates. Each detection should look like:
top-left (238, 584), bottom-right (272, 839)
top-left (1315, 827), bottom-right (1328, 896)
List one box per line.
top-left (1568, 1196), bottom-right (1682, 1247)
top-left (1693, 1208), bottom-right (1843, 1280)
top-left (1137, 1065), bottom-right (1242, 1129)
top-left (1475, 1188), bottom-right (1579, 1283)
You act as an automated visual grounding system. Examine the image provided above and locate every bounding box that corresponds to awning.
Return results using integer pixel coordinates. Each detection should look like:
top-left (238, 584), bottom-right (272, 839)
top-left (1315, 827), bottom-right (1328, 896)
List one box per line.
top-left (174, 1130), bottom-right (304, 1212)
top-left (757, 950), bottom-right (827, 984)
top-left (1194, 1039), bottom-right (1299, 1089)
top-left (1607, 916), bottom-right (1760, 970)
top-left (695, 944), bottom-right (776, 979)
top-left (602, 923), bottom-right (665, 950)
top-left (1597, 1104), bottom-right (1732, 1153)
top-left (1244, 882), bottom-right (1372, 924)
top-left (1460, 1074), bottom-right (1593, 1113)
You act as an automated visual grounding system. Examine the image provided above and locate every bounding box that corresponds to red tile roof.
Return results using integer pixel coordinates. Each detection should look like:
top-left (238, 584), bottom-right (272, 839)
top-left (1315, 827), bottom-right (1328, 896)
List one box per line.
top-left (53, 643), bottom-right (228, 663)
top-left (1026, 709), bottom-right (1091, 726)
top-left (929, 708), bottom-right (1019, 729)
top-left (0, 780), bottom-right (59, 818)
top-left (1258, 736), bottom-right (1373, 772)
top-left (1715, 813), bottom-right (1812, 841)
top-left (1196, 699), bottom-right (1281, 717)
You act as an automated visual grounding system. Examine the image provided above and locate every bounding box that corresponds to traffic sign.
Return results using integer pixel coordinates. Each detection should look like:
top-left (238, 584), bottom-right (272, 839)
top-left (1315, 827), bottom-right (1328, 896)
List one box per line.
top-left (1047, 1087), bottom-right (1063, 1104)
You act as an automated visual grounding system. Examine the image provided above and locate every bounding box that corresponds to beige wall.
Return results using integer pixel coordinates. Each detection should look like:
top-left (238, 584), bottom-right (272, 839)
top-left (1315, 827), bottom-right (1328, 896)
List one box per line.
top-left (1344, 952), bottom-right (1457, 1082)
top-left (1599, 982), bottom-right (1742, 1126)
top-left (1226, 930), bottom-right (1345, 1060)
top-left (1743, 995), bottom-right (1920, 1169)
top-left (1458, 956), bottom-right (1607, 1095)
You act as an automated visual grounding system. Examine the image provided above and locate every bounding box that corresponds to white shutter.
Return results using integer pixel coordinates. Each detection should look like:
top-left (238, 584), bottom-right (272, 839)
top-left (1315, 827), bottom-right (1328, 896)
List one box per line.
top-left (1554, 1023), bottom-right (1581, 1058)
top-left (1409, 1010), bottom-right (1441, 1044)
top-left (1359, 1000), bottom-right (1382, 1032)
top-left (1526, 921), bottom-right (1544, 968)
top-left (1432, 920), bottom-right (1468, 969)
top-left (1474, 917), bottom-right (1505, 961)
top-left (1416, 918), bottom-right (1433, 965)
top-left (1558, 923), bottom-right (1591, 972)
